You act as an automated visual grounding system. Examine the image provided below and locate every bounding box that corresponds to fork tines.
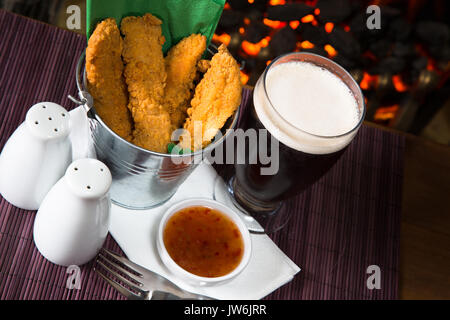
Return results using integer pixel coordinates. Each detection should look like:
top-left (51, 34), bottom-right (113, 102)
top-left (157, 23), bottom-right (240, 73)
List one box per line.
top-left (94, 248), bottom-right (148, 300)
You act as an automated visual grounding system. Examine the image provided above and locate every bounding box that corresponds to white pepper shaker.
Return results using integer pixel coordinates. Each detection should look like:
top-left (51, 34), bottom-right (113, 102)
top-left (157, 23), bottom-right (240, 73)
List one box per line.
top-left (33, 158), bottom-right (112, 266)
top-left (0, 102), bottom-right (72, 210)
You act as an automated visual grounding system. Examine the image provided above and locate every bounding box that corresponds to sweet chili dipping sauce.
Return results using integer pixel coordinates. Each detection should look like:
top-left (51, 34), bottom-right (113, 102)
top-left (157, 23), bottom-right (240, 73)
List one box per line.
top-left (163, 206), bottom-right (244, 277)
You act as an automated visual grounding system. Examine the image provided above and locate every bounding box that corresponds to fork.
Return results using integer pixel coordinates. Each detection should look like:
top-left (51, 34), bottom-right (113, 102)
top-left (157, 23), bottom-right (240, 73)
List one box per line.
top-left (94, 248), bottom-right (215, 300)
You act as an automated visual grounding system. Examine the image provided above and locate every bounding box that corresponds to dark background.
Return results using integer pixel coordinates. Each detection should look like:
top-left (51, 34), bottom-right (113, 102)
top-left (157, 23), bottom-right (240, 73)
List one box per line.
top-left (1, 0), bottom-right (448, 146)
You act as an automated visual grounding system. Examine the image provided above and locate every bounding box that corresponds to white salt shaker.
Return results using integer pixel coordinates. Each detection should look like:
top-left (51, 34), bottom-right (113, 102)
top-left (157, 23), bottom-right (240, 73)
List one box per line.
top-left (0, 102), bottom-right (72, 210)
top-left (33, 158), bottom-right (112, 266)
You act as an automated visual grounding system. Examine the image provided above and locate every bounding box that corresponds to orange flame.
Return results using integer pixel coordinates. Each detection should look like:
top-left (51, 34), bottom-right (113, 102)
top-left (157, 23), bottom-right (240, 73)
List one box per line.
top-left (242, 40), bottom-right (261, 56)
top-left (269, 0), bottom-right (286, 5)
top-left (224, 2), bottom-right (231, 10)
top-left (266, 60), bottom-right (272, 66)
top-left (325, 22), bottom-right (334, 33)
top-left (263, 18), bottom-right (286, 29)
top-left (314, 8), bottom-right (320, 15)
top-left (241, 36), bottom-right (271, 57)
top-left (301, 14), bottom-right (315, 23)
top-left (240, 71), bottom-right (249, 85)
top-left (300, 40), bottom-right (315, 49)
top-left (248, 0), bottom-right (254, 3)
top-left (374, 105), bottom-right (399, 121)
top-left (324, 44), bottom-right (337, 58)
top-left (239, 27), bottom-right (245, 35)
top-left (360, 73), bottom-right (370, 90)
top-left (260, 36), bottom-right (270, 47)
top-left (392, 75), bottom-right (408, 92)
top-left (289, 20), bottom-right (300, 30)
top-left (212, 33), bottom-right (231, 46)
top-left (360, 72), bottom-right (379, 90)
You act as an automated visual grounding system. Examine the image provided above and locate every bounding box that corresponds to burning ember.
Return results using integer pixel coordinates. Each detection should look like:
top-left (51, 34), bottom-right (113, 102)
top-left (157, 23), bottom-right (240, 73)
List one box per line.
top-left (212, 33), bottom-right (231, 46)
top-left (241, 36), bottom-right (270, 56)
top-left (263, 18), bottom-right (286, 29)
top-left (324, 44), bottom-right (337, 58)
top-left (374, 105), bottom-right (399, 122)
top-left (289, 20), bottom-right (300, 30)
top-left (270, 0), bottom-right (286, 5)
top-left (300, 40), bottom-right (314, 49)
top-left (392, 75), bottom-right (408, 92)
top-left (360, 72), bottom-right (379, 91)
top-left (240, 70), bottom-right (250, 85)
top-left (324, 22), bottom-right (334, 33)
top-left (213, 0), bottom-right (450, 131)
top-left (300, 14), bottom-right (315, 23)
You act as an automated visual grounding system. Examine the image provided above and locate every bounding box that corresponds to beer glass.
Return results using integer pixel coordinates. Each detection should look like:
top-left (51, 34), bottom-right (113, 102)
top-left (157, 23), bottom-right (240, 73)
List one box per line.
top-left (214, 52), bottom-right (366, 233)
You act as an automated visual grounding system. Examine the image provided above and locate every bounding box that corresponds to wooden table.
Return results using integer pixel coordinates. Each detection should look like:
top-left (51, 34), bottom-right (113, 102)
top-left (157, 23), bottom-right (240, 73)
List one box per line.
top-left (366, 122), bottom-right (450, 299)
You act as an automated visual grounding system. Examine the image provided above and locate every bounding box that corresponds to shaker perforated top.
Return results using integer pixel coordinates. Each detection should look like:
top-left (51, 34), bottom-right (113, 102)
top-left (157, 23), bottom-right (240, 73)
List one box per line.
top-left (25, 102), bottom-right (70, 140)
top-left (65, 159), bottom-right (112, 199)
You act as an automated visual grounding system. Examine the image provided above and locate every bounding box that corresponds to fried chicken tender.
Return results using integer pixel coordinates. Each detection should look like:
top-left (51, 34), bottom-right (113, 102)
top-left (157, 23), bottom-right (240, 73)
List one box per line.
top-left (193, 59), bottom-right (211, 86)
top-left (121, 13), bottom-right (173, 153)
top-left (163, 34), bottom-right (206, 128)
top-left (196, 59), bottom-right (211, 73)
top-left (181, 45), bottom-right (242, 151)
top-left (86, 18), bottom-right (132, 141)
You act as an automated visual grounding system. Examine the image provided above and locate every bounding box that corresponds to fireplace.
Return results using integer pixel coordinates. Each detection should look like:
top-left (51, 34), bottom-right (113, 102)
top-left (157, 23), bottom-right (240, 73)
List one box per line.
top-left (212, 0), bottom-right (450, 133)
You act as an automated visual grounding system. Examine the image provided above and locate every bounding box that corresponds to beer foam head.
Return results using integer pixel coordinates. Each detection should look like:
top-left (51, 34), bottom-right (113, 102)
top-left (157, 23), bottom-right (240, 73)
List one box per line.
top-left (254, 60), bottom-right (362, 154)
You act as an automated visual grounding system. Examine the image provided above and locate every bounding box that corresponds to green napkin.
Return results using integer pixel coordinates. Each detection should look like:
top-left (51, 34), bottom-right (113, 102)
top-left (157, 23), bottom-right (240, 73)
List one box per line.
top-left (86, 0), bottom-right (225, 53)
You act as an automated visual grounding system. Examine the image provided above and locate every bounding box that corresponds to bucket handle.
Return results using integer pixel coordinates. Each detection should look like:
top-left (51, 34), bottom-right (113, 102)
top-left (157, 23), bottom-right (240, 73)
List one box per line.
top-left (68, 51), bottom-right (93, 113)
top-left (68, 90), bottom-right (93, 113)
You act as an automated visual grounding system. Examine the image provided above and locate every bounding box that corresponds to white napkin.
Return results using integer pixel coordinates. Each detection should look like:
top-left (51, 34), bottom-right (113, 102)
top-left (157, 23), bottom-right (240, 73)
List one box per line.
top-left (68, 106), bottom-right (300, 300)
top-left (69, 106), bottom-right (96, 160)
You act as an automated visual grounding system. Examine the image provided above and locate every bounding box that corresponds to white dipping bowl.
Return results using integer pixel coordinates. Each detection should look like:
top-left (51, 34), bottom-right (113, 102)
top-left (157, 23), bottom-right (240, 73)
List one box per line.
top-left (157, 198), bottom-right (252, 286)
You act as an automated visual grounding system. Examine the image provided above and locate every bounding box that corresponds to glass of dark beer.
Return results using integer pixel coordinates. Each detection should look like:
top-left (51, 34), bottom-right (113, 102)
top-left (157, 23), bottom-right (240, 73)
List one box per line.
top-left (214, 52), bottom-right (366, 233)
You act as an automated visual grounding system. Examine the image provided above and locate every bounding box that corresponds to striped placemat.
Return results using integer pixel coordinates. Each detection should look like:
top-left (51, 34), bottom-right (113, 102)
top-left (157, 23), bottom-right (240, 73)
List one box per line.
top-left (0, 10), bottom-right (404, 300)
top-left (265, 123), bottom-right (403, 299)
top-left (0, 10), bottom-right (125, 300)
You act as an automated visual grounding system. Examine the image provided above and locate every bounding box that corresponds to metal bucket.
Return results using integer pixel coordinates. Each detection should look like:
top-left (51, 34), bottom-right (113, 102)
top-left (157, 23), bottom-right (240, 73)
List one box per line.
top-left (72, 52), bottom-right (240, 209)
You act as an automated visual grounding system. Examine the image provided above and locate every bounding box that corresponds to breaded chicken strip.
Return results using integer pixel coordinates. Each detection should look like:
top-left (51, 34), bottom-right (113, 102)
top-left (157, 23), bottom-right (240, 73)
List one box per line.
top-left (193, 59), bottom-right (211, 87)
top-left (164, 34), bottom-right (206, 128)
top-left (86, 18), bottom-right (132, 141)
top-left (181, 45), bottom-right (242, 151)
top-left (196, 59), bottom-right (211, 73)
top-left (121, 13), bottom-right (173, 153)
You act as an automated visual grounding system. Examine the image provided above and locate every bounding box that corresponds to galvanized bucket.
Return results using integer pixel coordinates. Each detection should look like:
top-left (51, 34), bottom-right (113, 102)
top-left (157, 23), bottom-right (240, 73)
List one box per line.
top-left (71, 52), bottom-right (240, 209)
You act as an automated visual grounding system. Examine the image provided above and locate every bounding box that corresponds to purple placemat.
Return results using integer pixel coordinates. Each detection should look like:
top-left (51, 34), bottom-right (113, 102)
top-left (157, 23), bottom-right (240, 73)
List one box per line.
top-left (0, 10), bottom-right (125, 300)
top-left (0, 10), bottom-right (404, 300)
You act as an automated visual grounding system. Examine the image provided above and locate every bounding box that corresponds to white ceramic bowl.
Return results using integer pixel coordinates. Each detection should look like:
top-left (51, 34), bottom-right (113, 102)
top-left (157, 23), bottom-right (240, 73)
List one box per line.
top-left (157, 198), bottom-right (252, 286)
